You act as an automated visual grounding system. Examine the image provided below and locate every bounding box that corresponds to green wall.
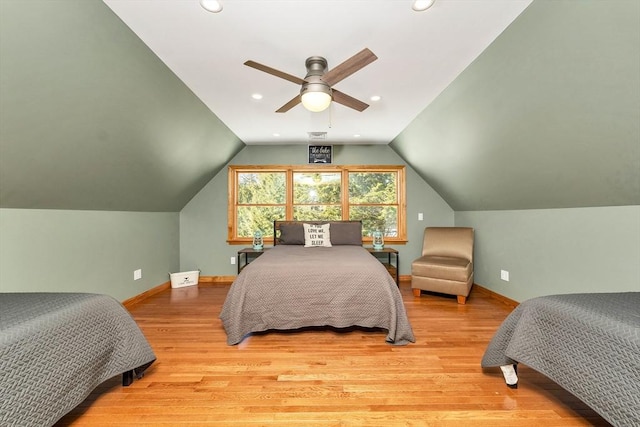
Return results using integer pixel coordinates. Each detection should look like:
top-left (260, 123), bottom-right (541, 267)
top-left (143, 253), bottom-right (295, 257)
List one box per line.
top-left (0, 0), bottom-right (244, 212)
top-left (180, 145), bottom-right (454, 276)
top-left (391, 0), bottom-right (640, 211)
top-left (0, 209), bottom-right (179, 301)
top-left (455, 206), bottom-right (640, 302)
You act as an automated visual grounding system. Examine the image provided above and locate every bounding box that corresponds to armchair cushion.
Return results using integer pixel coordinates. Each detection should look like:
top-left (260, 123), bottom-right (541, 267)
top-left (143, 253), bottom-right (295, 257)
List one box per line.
top-left (411, 255), bottom-right (472, 283)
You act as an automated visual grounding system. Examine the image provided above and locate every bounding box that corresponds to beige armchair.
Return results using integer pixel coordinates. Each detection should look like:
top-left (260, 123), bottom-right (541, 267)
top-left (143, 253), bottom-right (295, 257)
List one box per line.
top-left (411, 227), bottom-right (474, 304)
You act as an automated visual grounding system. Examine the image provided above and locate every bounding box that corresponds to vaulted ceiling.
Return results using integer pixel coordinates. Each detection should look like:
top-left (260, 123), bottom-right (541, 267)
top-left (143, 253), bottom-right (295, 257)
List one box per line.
top-left (102, 0), bottom-right (532, 146)
top-left (0, 0), bottom-right (638, 212)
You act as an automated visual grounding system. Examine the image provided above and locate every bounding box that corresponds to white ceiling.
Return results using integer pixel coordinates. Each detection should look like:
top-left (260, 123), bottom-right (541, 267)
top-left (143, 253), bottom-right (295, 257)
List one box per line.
top-left (103, 0), bottom-right (532, 146)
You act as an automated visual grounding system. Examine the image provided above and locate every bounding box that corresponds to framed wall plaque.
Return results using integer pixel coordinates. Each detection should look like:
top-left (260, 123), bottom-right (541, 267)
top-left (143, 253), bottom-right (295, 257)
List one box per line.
top-left (308, 145), bottom-right (332, 164)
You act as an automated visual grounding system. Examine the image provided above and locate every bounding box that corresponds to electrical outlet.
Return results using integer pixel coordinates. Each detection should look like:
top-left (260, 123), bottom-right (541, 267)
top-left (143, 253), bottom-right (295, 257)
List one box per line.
top-left (500, 270), bottom-right (510, 282)
top-left (230, 256), bottom-right (236, 265)
top-left (418, 213), bottom-right (424, 221)
top-left (134, 269), bottom-right (142, 280)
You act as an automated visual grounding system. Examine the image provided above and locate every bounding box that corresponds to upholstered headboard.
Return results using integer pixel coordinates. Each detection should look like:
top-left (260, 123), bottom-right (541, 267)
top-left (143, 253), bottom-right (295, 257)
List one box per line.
top-left (273, 220), bottom-right (363, 246)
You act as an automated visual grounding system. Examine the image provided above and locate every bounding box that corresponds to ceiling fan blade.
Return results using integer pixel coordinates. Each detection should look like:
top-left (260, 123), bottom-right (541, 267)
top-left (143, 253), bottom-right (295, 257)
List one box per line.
top-left (276, 95), bottom-right (301, 113)
top-left (320, 48), bottom-right (378, 87)
top-left (244, 60), bottom-right (306, 85)
top-left (332, 89), bottom-right (369, 112)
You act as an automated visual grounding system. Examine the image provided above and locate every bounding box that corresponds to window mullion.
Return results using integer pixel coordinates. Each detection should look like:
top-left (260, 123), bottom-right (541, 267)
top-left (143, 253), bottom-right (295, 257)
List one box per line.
top-left (228, 168), bottom-right (238, 242)
top-left (286, 168), bottom-right (294, 220)
top-left (342, 168), bottom-right (350, 220)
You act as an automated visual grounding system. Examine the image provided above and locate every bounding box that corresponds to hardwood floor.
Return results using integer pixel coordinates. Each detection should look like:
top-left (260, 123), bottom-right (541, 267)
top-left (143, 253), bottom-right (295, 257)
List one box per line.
top-left (56, 282), bottom-right (610, 426)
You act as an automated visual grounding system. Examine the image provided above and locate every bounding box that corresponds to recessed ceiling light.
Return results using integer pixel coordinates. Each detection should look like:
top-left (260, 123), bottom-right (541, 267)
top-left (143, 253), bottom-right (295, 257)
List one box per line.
top-left (370, 95), bottom-right (381, 102)
top-left (251, 93), bottom-right (263, 100)
top-left (273, 133), bottom-right (280, 137)
top-left (412, 0), bottom-right (435, 12)
top-left (200, 0), bottom-right (223, 13)
top-left (354, 134), bottom-right (361, 138)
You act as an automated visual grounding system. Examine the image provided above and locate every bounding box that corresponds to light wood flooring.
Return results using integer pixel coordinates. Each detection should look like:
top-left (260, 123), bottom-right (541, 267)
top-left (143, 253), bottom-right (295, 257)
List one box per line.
top-left (56, 281), bottom-right (611, 427)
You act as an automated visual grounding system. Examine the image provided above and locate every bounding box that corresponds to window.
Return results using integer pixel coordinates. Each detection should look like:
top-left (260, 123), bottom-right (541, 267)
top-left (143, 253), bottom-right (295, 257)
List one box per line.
top-left (293, 171), bottom-right (342, 220)
top-left (228, 165), bottom-right (406, 244)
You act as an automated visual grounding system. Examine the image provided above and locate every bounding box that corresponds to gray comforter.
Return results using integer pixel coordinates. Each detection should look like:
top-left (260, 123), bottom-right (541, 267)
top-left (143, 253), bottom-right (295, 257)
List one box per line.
top-left (481, 292), bottom-right (640, 427)
top-left (220, 245), bottom-right (415, 345)
top-left (0, 293), bottom-right (156, 427)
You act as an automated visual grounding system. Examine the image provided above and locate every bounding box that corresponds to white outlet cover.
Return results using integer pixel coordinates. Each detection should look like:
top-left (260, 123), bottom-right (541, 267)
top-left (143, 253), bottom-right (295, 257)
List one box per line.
top-left (134, 269), bottom-right (142, 280)
top-left (230, 257), bottom-right (236, 265)
top-left (500, 270), bottom-right (509, 281)
top-left (418, 213), bottom-right (424, 221)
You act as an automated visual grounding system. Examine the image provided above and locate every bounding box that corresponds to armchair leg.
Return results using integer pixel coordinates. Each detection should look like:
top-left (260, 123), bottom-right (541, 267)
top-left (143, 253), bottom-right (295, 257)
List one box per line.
top-left (457, 295), bottom-right (467, 305)
top-left (412, 288), bottom-right (422, 297)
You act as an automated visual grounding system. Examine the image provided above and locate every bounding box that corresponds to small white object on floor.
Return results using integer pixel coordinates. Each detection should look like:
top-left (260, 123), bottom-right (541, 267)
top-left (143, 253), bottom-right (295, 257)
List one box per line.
top-left (500, 364), bottom-right (518, 388)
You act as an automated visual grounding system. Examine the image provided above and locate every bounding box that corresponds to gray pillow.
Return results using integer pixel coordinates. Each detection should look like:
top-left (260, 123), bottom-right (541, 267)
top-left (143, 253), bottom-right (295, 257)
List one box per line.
top-left (278, 223), bottom-right (305, 245)
top-left (329, 222), bottom-right (363, 245)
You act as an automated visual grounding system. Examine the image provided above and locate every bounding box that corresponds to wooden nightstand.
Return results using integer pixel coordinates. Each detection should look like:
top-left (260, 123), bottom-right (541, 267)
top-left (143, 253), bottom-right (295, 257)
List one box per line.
top-left (366, 247), bottom-right (399, 286)
top-left (237, 248), bottom-right (269, 274)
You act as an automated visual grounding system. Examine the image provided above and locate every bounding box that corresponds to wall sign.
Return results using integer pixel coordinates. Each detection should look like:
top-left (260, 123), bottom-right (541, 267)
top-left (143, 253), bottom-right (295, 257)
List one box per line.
top-left (308, 145), bottom-right (332, 164)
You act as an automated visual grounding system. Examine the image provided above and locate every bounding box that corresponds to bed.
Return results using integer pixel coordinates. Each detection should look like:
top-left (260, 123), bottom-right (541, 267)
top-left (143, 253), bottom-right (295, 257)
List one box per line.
top-left (481, 292), bottom-right (640, 427)
top-left (220, 220), bottom-right (415, 346)
top-left (0, 292), bottom-right (156, 427)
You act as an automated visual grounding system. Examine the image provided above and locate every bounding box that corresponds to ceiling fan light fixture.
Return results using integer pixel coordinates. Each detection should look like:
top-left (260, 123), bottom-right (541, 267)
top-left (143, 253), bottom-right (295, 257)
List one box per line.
top-left (244, 49), bottom-right (377, 113)
top-left (301, 83), bottom-right (332, 112)
top-left (412, 0), bottom-right (435, 11)
top-left (200, 0), bottom-right (223, 13)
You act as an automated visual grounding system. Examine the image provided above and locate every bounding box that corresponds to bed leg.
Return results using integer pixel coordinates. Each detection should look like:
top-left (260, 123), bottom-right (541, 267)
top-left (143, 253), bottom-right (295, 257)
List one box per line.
top-left (500, 364), bottom-right (518, 389)
top-left (122, 370), bottom-right (134, 387)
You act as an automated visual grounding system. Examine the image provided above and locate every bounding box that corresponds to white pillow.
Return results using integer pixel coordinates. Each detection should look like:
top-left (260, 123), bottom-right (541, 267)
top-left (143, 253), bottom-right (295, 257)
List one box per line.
top-left (303, 223), bottom-right (332, 247)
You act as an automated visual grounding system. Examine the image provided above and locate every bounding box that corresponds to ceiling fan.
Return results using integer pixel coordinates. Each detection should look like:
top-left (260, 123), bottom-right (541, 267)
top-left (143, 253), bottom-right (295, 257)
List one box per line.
top-left (244, 48), bottom-right (378, 113)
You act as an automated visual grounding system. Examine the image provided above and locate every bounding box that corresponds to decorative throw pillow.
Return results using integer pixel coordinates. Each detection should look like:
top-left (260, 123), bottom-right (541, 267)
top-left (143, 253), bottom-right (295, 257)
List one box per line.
top-left (303, 223), bottom-right (332, 247)
top-left (278, 223), bottom-right (305, 245)
top-left (329, 222), bottom-right (363, 245)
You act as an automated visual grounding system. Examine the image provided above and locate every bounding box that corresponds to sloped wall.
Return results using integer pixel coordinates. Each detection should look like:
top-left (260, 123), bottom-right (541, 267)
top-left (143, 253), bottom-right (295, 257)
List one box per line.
top-left (0, 0), bottom-right (243, 212)
top-left (391, 0), bottom-right (639, 211)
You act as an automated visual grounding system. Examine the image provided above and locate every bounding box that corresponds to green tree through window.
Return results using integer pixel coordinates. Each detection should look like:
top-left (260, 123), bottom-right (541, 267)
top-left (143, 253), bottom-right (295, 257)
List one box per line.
top-left (293, 172), bottom-right (342, 221)
top-left (349, 171), bottom-right (398, 236)
top-left (236, 171), bottom-right (285, 238)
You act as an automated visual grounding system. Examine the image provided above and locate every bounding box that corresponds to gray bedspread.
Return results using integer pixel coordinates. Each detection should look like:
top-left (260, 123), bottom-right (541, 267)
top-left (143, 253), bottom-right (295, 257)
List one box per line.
top-left (220, 245), bottom-right (415, 345)
top-left (481, 292), bottom-right (640, 427)
top-left (0, 293), bottom-right (156, 427)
